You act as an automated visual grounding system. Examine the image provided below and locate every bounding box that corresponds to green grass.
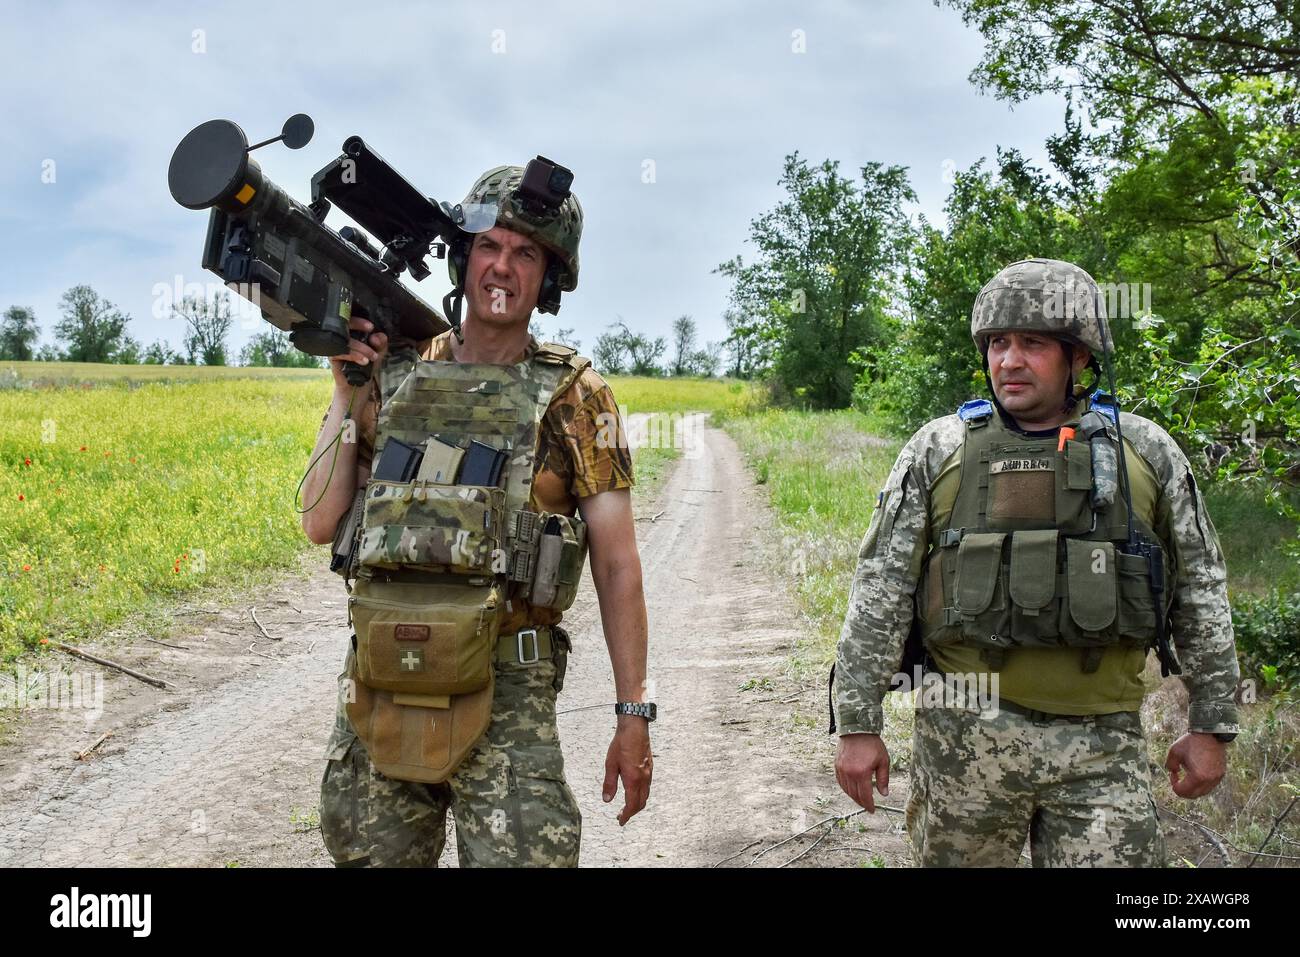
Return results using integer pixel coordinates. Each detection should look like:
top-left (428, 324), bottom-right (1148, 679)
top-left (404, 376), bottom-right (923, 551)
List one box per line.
top-left (0, 365), bottom-right (730, 665)
top-left (606, 375), bottom-right (764, 418)
top-left (1204, 483), bottom-right (1300, 596)
top-left (1, 375), bottom-right (332, 661)
top-left (0, 360), bottom-right (324, 388)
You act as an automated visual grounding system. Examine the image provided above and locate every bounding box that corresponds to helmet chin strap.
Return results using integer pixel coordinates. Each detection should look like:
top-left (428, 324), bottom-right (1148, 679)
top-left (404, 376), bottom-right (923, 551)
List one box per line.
top-left (442, 287), bottom-right (466, 343)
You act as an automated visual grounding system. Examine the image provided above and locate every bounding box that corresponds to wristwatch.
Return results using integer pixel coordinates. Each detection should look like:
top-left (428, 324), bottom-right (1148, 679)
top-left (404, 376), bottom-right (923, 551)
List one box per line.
top-left (615, 702), bottom-right (657, 722)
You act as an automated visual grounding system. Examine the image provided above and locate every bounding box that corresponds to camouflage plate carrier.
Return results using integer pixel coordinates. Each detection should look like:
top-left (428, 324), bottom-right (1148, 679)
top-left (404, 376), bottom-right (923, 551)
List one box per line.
top-left (337, 340), bottom-right (591, 783)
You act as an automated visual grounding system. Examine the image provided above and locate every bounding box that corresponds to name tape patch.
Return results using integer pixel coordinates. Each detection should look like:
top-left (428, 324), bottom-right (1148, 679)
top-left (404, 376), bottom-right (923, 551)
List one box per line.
top-left (990, 458), bottom-right (1053, 474)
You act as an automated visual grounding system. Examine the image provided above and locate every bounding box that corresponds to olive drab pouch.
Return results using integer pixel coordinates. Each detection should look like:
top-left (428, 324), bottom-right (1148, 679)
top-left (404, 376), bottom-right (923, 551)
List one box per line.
top-left (345, 650), bottom-right (495, 785)
top-left (344, 340), bottom-right (593, 784)
top-left (348, 577), bottom-right (502, 696)
top-left (1064, 538), bottom-right (1117, 638)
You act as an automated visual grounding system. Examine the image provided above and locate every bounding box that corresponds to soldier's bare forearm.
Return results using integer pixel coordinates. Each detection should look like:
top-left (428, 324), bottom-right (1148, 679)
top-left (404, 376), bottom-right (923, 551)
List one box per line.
top-left (593, 559), bottom-right (649, 702)
top-left (301, 387), bottom-right (369, 545)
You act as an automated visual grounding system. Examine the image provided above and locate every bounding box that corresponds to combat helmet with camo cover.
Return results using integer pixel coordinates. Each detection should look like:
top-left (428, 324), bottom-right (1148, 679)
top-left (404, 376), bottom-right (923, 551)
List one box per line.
top-left (971, 257), bottom-right (1112, 355)
top-left (449, 164), bottom-right (583, 302)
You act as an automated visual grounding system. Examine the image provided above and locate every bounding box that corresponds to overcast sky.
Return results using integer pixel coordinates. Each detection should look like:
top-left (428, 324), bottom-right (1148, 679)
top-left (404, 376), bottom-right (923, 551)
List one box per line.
top-left (0, 0), bottom-right (1067, 360)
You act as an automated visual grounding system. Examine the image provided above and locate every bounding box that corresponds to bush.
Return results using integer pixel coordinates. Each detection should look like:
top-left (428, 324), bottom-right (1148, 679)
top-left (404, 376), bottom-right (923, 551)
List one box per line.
top-left (1232, 590), bottom-right (1300, 691)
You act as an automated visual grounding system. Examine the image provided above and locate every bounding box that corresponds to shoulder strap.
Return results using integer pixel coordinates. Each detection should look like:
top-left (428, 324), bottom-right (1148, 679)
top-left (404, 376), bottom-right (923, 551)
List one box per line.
top-left (533, 341), bottom-right (593, 403)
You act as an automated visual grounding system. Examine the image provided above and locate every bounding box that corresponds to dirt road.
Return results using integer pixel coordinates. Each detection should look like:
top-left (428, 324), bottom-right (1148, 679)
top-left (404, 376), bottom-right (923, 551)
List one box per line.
top-left (0, 420), bottom-right (908, 867)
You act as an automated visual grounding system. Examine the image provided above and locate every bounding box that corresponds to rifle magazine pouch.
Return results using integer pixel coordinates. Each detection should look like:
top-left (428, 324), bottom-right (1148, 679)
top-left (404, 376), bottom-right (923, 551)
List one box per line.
top-left (346, 655), bottom-right (494, 785)
top-left (953, 531), bottom-right (1006, 638)
top-left (349, 578), bottom-right (502, 696)
top-left (357, 481), bottom-right (505, 575)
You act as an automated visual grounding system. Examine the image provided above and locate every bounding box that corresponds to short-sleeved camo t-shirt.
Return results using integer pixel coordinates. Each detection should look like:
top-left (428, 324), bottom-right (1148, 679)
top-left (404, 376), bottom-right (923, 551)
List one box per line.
top-left (348, 329), bottom-right (633, 632)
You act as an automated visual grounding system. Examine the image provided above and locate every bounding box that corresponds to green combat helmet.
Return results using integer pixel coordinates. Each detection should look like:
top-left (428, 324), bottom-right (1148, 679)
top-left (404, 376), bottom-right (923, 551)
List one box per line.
top-left (970, 257), bottom-right (1112, 355)
top-left (444, 161), bottom-right (583, 337)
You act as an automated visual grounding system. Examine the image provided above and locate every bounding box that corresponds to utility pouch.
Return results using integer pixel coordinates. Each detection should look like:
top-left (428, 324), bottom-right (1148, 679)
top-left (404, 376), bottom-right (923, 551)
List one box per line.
top-left (509, 510), bottom-right (589, 611)
top-left (345, 654), bottom-right (494, 785)
top-left (348, 577), bottom-right (502, 696)
top-left (1116, 548), bottom-right (1159, 639)
top-left (1064, 538), bottom-right (1117, 637)
top-left (357, 480), bottom-right (506, 575)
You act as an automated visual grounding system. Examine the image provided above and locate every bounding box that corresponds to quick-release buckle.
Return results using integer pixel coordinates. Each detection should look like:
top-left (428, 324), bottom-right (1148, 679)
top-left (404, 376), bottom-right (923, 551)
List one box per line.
top-left (516, 628), bottom-right (540, 664)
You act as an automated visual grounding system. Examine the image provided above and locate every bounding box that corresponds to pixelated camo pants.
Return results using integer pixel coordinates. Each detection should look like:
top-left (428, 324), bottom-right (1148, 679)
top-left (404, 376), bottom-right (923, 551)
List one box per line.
top-left (319, 643), bottom-right (580, 868)
top-left (906, 703), bottom-right (1166, 867)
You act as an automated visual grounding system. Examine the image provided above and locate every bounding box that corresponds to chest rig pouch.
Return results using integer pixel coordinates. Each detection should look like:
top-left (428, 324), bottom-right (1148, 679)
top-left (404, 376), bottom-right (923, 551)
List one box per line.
top-left (341, 341), bottom-right (590, 783)
top-left (916, 397), bottom-right (1170, 673)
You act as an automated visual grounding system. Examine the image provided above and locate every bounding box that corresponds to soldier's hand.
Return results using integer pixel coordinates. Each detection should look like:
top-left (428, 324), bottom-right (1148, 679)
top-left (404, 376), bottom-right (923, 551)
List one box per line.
top-left (1165, 732), bottom-right (1227, 799)
top-left (328, 312), bottom-right (388, 394)
top-left (836, 733), bottom-right (890, 812)
top-left (603, 718), bottom-right (652, 826)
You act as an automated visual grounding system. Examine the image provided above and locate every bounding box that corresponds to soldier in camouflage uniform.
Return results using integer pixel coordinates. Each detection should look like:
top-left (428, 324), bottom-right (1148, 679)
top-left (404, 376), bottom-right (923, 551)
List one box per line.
top-left (301, 164), bottom-right (653, 867)
top-left (832, 258), bottom-right (1241, 867)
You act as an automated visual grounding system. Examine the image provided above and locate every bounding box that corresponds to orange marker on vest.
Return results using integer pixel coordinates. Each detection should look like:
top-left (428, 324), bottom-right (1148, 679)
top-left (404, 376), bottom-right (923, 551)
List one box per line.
top-left (1057, 427), bottom-right (1076, 451)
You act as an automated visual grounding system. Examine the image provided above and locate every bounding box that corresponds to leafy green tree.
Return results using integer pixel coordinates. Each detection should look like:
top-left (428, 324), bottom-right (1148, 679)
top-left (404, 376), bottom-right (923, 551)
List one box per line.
top-left (592, 325), bottom-right (628, 374)
top-left (615, 320), bottom-right (665, 376)
top-left (671, 315), bottom-right (697, 376)
top-left (716, 153), bottom-right (915, 407)
top-left (53, 285), bottom-right (132, 363)
top-left (111, 335), bottom-right (142, 364)
top-left (143, 340), bottom-right (183, 365)
top-left (721, 307), bottom-right (774, 379)
top-left (239, 329), bottom-right (324, 367)
top-left (0, 306), bottom-right (40, 360)
top-left (173, 294), bottom-right (233, 366)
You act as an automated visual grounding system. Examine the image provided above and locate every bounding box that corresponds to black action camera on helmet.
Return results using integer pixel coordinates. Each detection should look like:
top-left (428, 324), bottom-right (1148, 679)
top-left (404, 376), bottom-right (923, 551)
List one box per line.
top-left (518, 155), bottom-right (573, 215)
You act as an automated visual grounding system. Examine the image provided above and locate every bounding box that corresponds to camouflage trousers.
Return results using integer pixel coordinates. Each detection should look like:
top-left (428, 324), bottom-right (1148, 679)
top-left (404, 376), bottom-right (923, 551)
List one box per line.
top-left (906, 701), bottom-right (1166, 867)
top-left (319, 636), bottom-right (581, 868)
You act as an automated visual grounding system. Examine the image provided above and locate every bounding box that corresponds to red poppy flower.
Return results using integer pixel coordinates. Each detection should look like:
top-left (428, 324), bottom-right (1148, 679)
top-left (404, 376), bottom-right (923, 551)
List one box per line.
top-left (24, 458), bottom-right (31, 466)
top-left (22, 564), bottom-right (31, 571)
top-left (79, 446), bottom-right (87, 452)
top-left (17, 494), bottom-right (24, 501)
